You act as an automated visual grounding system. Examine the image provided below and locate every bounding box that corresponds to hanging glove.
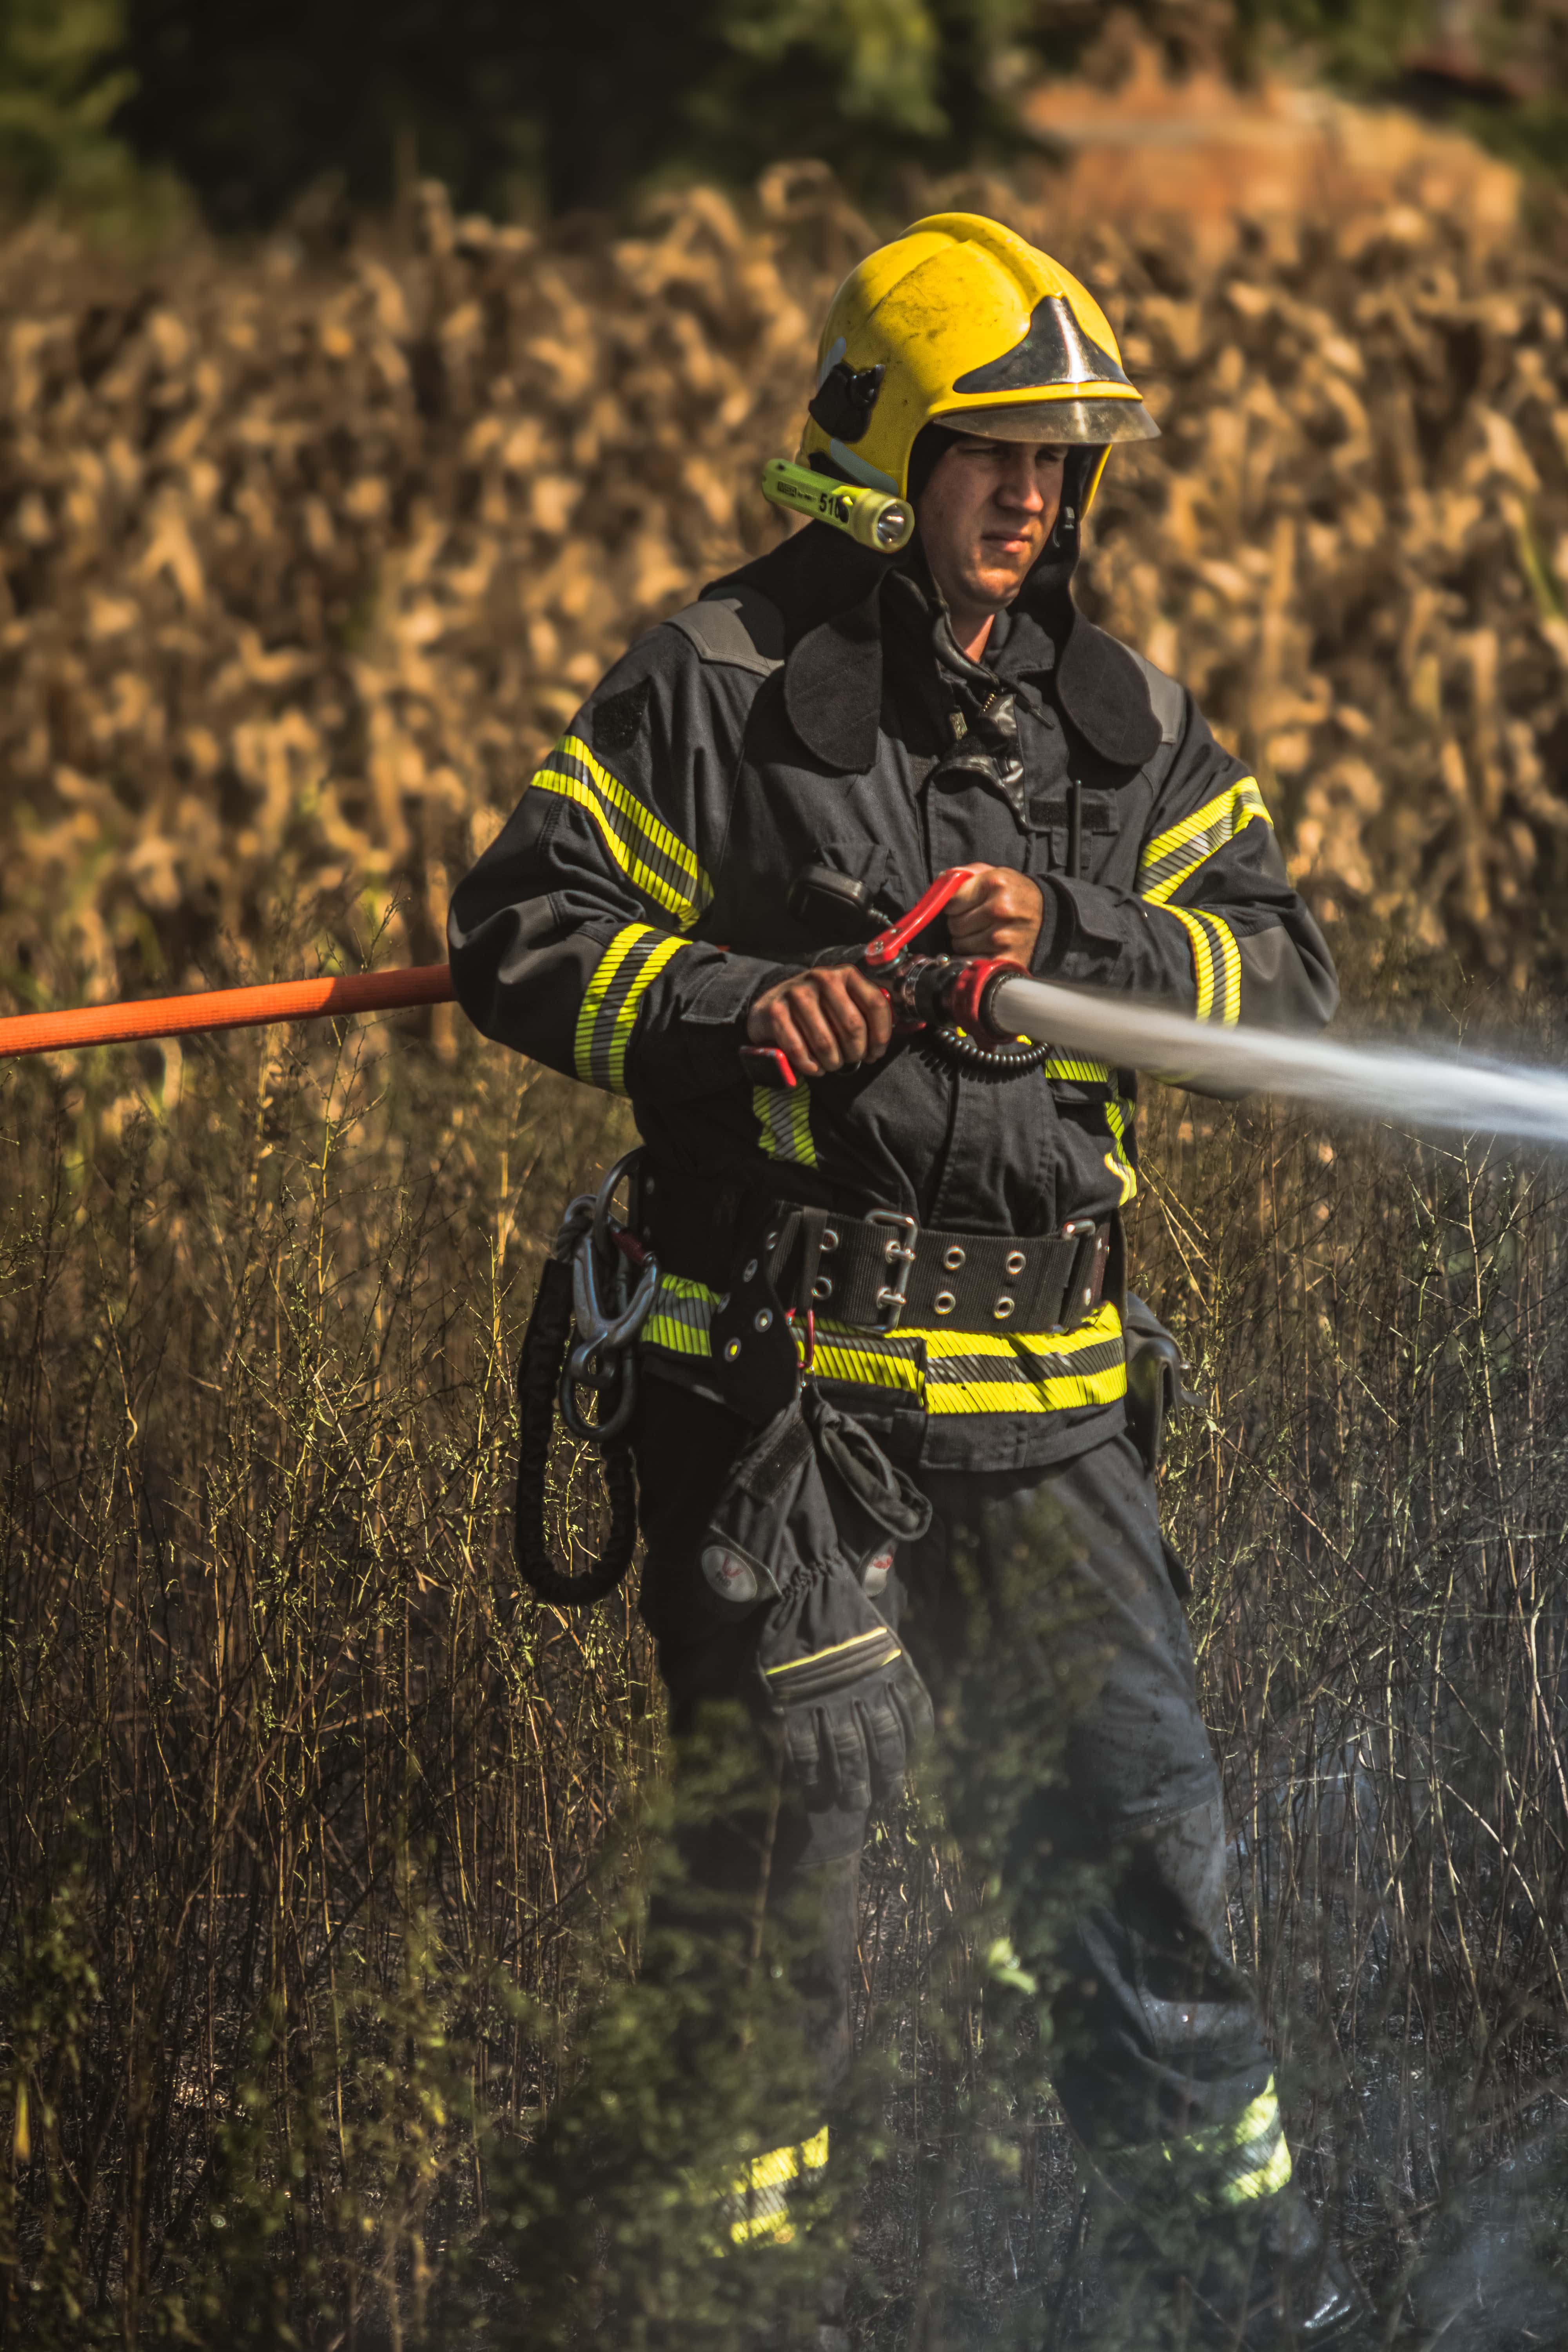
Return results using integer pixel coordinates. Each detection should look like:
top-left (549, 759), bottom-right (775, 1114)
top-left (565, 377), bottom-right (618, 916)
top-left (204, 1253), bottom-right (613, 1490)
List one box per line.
top-left (809, 1388), bottom-right (931, 1599)
top-left (756, 1548), bottom-right (934, 1815)
top-left (697, 1389), bottom-right (934, 1814)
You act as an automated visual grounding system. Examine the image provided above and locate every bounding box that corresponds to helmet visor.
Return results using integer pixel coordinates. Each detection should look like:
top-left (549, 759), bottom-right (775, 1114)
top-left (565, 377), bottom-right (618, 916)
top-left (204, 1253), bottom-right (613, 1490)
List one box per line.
top-left (932, 396), bottom-right (1160, 445)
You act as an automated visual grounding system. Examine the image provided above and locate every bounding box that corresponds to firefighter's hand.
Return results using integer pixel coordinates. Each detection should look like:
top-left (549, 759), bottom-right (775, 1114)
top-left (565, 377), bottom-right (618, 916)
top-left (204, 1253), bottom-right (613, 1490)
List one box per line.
top-left (946, 865), bottom-right (1045, 963)
top-left (747, 965), bottom-right (894, 1077)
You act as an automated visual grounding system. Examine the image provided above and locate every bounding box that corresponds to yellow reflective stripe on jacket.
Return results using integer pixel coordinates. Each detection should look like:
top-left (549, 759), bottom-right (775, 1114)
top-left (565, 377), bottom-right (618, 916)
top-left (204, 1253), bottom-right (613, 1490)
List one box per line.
top-left (532, 734), bottom-right (712, 929)
top-left (1166, 905), bottom-right (1241, 1025)
top-left (922, 1305), bottom-right (1125, 1414)
top-left (811, 1329), bottom-right (923, 1394)
top-left (1165, 2077), bottom-right (1293, 2209)
top-left (753, 1082), bottom-right (817, 1167)
top-left (639, 1281), bottom-right (1124, 1416)
top-left (641, 1272), bottom-right (717, 1358)
top-left (1137, 777), bottom-right (1270, 907)
top-left (1042, 1054), bottom-right (1139, 1207)
top-left (573, 924), bottom-right (689, 1093)
top-left (725, 2124), bottom-right (829, 2248)
top-left (1103, 1095), bottom-right (1137, 1206)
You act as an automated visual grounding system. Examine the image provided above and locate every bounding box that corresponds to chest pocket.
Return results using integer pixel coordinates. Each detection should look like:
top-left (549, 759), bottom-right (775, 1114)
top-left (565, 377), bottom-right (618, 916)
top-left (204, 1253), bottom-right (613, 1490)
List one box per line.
top-left (1024, 786), bottom-right (1122, 881)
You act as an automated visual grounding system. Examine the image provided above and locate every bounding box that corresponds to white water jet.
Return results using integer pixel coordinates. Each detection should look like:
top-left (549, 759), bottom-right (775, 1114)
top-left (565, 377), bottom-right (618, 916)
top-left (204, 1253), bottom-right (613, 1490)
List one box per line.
top-left (991, 974), bottom-right (1568, 1150)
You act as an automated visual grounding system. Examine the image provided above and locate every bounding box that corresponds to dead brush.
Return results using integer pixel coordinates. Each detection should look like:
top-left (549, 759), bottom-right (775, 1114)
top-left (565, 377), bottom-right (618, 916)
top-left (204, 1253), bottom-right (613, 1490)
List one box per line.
top-left (4, 956), bottom-right (1568, 2343)
top-left (0, 982), bottom-right (652, 2342)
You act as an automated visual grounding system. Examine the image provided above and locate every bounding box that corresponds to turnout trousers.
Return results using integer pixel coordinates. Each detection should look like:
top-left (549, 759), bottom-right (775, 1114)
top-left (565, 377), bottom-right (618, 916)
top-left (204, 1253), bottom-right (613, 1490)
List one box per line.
top-left (630, 1377), bottom-right (1288, 2219)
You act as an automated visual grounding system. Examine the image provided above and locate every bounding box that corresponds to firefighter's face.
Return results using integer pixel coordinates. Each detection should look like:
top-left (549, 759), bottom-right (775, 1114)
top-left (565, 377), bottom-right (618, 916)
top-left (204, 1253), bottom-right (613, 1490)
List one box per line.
top-left (915, 436), bottom-right (1067, 618)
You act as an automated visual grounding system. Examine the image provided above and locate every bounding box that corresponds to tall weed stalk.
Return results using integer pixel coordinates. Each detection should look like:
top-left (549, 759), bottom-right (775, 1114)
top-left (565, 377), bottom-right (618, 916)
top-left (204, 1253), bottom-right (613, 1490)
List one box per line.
top-left (3, 982), bottom-right (1568, 2343)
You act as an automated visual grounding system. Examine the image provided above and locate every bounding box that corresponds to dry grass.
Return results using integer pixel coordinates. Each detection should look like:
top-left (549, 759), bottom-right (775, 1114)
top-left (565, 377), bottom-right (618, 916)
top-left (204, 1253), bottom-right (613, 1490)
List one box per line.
top-left (5, 970), bottom-right (1568, 2344)
top-left (6, 129), bottom-right (1568, 2350)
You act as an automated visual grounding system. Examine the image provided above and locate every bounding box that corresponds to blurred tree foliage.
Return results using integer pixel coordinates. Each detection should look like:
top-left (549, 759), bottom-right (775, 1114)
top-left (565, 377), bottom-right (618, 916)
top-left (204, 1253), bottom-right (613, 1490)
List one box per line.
top-left (0, 0), bottom-right (141, 211)
top-left (102, 0), bottom-right (1471, 227)
top-left (4, 0), bottom-right (1566, 229)
top-left (114, 0), bottom-right (1040, 229)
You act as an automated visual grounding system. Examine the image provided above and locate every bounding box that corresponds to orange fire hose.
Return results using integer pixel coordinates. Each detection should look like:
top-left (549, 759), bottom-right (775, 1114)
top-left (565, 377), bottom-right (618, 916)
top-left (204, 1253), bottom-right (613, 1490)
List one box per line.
top-left (0, 965), bottom-right (456, 1060)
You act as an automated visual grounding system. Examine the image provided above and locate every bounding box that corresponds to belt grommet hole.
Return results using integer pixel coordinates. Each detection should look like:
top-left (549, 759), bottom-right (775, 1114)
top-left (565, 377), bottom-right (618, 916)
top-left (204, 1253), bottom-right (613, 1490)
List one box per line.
top-left (993, 1294), bottom-right (1015, 1320)
top-left (812, 1276), bottom-right (833, 1302)
top-left (943, 1245), bottom-right (965, 1271)
top-left (934, 1289), bottom-right (956, 1316)
top-left (1005, 1250), bottom-right (1026, 1277)
top-left (821, 1227), bottom-right (839, 1253)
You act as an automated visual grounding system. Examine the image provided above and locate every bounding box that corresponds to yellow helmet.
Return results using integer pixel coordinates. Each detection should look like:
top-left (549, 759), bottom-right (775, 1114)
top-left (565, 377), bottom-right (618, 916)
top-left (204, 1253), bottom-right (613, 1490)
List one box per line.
top-left (799, 212), bottom-right (1157, 510)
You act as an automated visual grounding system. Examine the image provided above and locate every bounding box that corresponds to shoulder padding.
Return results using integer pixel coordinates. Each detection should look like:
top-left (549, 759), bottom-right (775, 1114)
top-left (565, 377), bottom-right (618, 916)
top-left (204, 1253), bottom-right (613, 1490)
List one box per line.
top-left (1117, 641), bottom-right (1185, 745)
top-left (663, 588), bottom-right (786, 677)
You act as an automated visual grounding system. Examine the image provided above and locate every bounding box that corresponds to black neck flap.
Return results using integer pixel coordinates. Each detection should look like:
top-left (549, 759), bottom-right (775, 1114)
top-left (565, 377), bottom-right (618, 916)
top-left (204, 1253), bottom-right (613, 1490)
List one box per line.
top-left (1051, 612), bottom-right (1163, 766)
top-left (706, 498), bottom-right (1161, 776)
top-left (706, 523), bottom-right (890, 774)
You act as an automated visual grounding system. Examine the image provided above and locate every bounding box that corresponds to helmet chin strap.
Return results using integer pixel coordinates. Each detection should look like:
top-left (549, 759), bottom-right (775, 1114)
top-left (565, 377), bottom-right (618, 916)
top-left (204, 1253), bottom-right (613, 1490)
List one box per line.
top-left (1047, 444), bottom-right (1101, 556)
top-left (1012, 443), bottom-right (1103, 616)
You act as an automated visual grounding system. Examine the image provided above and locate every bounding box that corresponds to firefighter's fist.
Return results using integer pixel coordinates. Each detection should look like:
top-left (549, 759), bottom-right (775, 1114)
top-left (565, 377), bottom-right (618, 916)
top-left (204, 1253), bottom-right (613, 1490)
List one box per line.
top-left (747, 965), bottom-right (894, 1078)
top-left (946, 866), bottom-right (1045, 964)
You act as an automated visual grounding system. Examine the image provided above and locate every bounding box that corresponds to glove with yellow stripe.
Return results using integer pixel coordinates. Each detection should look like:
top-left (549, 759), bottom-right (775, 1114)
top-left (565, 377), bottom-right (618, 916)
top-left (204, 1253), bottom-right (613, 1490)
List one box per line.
top-left (700, 1389), bottom-right (933, 1817)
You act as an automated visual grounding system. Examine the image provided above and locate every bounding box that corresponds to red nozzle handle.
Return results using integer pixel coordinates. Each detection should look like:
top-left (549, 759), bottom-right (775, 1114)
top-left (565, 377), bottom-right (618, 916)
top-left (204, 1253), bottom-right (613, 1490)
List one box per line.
top-left (863, 866), bottom-right (980, 971)
top-left (739, 867), bottom-right (985, 1087)
top-left (740, 1043), bottom-right (799, 1090)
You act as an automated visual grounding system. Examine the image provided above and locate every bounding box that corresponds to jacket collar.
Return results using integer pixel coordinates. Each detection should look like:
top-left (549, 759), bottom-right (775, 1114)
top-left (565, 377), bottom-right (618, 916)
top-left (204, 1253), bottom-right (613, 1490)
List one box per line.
top-left (707, 522), bottom-right (1161, 776)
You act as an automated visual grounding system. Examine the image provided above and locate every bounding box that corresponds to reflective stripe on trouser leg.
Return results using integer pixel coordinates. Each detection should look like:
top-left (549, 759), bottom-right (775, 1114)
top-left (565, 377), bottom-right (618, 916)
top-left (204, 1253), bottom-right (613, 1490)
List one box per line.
top-left (1094, 2077), bottom-right (1293, 2227)
top-left (1192, 2075), bottom-right (1294, 2205)
top-left (724, 2123), bottom-right (829, 2247)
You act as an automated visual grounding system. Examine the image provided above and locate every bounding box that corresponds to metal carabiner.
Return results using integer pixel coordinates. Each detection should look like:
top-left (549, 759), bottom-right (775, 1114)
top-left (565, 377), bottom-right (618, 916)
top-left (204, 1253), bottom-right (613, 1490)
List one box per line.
top-left (558, 1258), bottom-right (658, 1443)
top-left (567, 1151), bottom-right (658, 1374)
top-left (557, 1149), bottom-right (659, 1445)
top-left (565, 1247), bottom-right (660, 1387)
top-left (590, 1147), bottom-right (646, 1265)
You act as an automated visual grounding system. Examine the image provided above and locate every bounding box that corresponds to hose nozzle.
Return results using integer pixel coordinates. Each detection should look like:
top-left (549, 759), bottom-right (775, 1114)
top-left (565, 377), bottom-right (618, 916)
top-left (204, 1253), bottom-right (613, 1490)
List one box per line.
top-left (761, 457), bottom-right (913, 552)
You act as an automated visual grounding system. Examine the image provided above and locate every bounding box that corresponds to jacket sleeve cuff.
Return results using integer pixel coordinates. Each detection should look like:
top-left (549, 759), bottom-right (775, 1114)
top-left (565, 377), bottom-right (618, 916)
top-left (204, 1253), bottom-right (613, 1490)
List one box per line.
top-left (1029, 878), bottom-right (1069, 975)
top-left (676, 946), bottom-right (791, 1028)
top-left (630, 946), bottom-right (794, 1102)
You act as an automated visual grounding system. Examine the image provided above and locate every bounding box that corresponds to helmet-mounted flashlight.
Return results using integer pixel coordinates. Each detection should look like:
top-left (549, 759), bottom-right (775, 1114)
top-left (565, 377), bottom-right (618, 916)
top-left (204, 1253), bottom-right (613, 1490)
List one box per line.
top-left (761, 457), bottom-right (913, 553)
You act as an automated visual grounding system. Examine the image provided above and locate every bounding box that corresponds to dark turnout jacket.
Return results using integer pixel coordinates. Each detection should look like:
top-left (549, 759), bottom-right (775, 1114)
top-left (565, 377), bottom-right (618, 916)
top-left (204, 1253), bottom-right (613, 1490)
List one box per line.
top-left (449, 523), bottom-right (1336, 1470)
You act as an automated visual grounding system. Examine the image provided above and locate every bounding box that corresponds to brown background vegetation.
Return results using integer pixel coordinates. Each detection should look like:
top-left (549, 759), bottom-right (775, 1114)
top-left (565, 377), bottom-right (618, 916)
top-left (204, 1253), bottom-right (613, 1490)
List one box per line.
top-left (3, 145), bottom-right (1568, 1025)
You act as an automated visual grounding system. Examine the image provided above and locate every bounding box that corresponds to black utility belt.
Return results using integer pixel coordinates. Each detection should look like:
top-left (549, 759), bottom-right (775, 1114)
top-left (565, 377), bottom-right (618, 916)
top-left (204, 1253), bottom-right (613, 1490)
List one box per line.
top-left (757, 1204), bottom-right (1112, 1336)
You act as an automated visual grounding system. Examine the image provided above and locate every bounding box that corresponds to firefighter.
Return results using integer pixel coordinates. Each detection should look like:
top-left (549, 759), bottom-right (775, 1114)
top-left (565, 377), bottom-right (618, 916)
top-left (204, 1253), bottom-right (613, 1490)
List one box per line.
top-left (449, 214), bottom-right (1367, 2346)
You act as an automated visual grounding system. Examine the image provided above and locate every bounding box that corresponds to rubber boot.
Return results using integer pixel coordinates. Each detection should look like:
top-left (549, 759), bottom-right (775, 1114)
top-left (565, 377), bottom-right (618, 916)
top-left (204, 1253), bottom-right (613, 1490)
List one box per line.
top-left (1179, 2185), bottom-right (1372, 2350)
top-left (1088, 2181), bottom-right (1372, 2352)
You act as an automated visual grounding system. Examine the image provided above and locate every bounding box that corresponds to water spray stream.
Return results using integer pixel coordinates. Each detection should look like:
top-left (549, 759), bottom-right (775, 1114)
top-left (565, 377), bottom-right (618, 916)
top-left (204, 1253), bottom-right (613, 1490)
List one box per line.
top-left (3, 960), bottom-right (1568, 1156)
top-left (991, 972), bottom-right (1568, 1151)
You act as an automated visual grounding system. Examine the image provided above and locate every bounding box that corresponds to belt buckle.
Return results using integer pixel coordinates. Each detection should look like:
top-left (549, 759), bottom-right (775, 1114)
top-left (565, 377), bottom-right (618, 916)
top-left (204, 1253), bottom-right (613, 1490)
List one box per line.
top-left (867, 1209), bottom-right (918, 1332)
top-left (1061, 1217), bottom-right (1105, 1323)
